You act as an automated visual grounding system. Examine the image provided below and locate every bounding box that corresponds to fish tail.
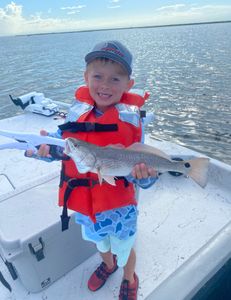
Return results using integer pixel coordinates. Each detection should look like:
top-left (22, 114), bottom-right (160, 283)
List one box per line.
top-left (187, 157), bottom-right (209, 188)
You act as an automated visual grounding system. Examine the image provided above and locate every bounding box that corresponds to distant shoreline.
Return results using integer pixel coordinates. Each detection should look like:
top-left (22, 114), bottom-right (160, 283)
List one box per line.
top-left (10, 20), bottom-right (231, 38)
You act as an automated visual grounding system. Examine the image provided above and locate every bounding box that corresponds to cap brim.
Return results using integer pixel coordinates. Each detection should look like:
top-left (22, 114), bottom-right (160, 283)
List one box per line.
top-left (85, 51), bottom-right (132, 75)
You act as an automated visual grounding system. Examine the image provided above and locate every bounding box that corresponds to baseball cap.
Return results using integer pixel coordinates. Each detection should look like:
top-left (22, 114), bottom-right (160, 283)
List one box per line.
top-left (85, 40), bottom-right (133, 75)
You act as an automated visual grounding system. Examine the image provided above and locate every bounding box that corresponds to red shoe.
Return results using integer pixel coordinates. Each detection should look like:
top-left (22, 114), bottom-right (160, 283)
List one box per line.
top-left (88, 255), bottom-right (118, 291)
top-left (119, 273), bottom-right (139, 300)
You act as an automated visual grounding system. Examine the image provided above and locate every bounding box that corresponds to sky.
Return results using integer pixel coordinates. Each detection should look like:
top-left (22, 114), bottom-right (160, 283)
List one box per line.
top-left (0, 0), bottom-right (231, 36)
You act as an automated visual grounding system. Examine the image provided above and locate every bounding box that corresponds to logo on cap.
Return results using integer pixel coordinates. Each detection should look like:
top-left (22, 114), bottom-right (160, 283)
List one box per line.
top-left (101, 42), bottom-right (124, 57)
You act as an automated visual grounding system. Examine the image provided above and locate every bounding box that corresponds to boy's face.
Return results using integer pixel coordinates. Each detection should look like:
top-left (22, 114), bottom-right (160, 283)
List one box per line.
top-left (84, 59), bottom-right (134, 112)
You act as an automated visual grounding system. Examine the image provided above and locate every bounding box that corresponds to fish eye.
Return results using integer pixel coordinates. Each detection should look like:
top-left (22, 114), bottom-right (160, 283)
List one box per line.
top-left (184, 162), bottom-right (191, 168)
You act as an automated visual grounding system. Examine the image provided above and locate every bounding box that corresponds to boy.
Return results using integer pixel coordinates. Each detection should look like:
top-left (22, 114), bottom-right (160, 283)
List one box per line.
top-left (32, 41), bottom-right (157, 299)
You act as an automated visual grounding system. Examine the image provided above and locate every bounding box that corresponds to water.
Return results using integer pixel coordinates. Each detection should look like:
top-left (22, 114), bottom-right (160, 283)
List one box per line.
top-left (0, 22), bottom-right (230, 164)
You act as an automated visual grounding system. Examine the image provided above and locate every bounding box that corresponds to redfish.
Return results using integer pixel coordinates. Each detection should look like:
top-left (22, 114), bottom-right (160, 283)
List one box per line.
top-left (64, 137), bottom-right (209, 188)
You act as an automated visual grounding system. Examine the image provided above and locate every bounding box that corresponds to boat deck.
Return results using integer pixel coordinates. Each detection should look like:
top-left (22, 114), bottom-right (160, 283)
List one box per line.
top-left (0, 114), bottom-right (231, 299)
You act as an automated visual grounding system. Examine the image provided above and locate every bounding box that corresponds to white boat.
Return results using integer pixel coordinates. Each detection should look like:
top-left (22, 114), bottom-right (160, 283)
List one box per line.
top-left (0, 97), bottom-right (231, 300)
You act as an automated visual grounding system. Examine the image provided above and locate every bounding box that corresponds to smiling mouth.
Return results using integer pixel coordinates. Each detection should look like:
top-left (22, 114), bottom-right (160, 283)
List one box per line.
top-left (98, 92), bottom-right (112, 99)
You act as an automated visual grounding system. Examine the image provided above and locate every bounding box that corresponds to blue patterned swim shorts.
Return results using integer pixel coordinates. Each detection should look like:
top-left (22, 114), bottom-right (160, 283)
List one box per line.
top-left (75, 205), bottom-right (138, 266)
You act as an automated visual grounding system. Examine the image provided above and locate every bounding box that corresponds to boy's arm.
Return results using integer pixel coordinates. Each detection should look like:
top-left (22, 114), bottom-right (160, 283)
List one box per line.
top-left (46, 129), bottom-right (62, 139)
top-left (126, 115), bottom-right (158, 188)
top-left (126, 163), bottom-right (158, 189)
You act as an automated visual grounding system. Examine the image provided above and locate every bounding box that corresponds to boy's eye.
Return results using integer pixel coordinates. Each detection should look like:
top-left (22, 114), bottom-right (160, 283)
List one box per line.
top-left (93, 74), bottom-right (101, 79)
top-left (112, 77), bottom-right (120, 82)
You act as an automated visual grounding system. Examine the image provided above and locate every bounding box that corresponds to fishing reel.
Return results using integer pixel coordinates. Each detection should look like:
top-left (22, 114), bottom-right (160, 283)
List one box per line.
top-left (9, 92), bottom-right (59, 117)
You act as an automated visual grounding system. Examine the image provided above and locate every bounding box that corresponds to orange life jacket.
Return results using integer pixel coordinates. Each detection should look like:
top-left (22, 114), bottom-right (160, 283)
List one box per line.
top-left (58, 86), bottom-right (149, 228)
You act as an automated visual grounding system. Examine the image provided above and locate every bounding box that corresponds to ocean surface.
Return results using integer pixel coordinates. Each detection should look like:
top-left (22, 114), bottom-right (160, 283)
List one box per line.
top-left (0, 22), bottom-right (230, 164)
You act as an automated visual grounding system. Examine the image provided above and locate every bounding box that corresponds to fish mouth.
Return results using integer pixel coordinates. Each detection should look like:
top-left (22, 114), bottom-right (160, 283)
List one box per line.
top-left (64, 138), bottom-right (77, 155)
top-left (64, 139), bottom-right (86, 164)
top-left (64, 141), bottom-right (71, 155)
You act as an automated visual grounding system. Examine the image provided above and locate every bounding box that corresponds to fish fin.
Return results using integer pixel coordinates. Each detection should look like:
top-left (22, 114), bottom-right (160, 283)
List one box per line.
top-left (127, 142), bottom-right (171, 160)
top-left (107, 143), bottom-right (125, 149)
top-left (97, 169), bottom-right (116, 186)
top-left (75, 163), bottom-right (92, 173)
top-left (187, 157), bottom-right (210, 188)
top-left (102, 175), bottom-right (116, 186)
top-left (97, 168), bottom-right (103, 185)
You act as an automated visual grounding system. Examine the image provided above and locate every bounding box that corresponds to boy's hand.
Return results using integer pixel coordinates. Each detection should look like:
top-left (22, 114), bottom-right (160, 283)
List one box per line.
top-left (26, 129), bottom-right (51, 158)
top-left (37, 144), bottom-right (51, 158)
top-left (131, 163), bottom-right (157, 179)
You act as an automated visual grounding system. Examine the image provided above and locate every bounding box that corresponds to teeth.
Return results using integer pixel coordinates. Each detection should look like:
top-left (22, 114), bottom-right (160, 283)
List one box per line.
top-left (98, 93), bottom-right (110, 98)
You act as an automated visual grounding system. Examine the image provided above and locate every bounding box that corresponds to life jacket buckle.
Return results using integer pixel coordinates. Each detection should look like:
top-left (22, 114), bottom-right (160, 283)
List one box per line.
top-left (89, 179), bottom-right (100, 188)
top-left (67, 178), bottom-right (78, 189)
top-left (66, 177), bottom-right (99, 189)
top-left (67, 178), bottom-right (90, 189)
top-left (85, 122), bottom-right (95, 131)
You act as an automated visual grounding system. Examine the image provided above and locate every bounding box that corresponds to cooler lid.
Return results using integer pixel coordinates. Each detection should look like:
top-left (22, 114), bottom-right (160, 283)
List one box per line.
top-left (0, 174), bottom-right (62, 243)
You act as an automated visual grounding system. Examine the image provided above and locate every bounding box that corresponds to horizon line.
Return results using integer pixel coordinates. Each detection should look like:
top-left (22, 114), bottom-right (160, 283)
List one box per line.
top-left (2, 19), bottom-right (231, 38)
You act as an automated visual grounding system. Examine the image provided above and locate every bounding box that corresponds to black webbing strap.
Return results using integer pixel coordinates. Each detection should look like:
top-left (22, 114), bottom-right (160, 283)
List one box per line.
top-left (140, 110), bottom-right (146, 118)
top-left (58, 122), bottom-right (118, 133)
top-left (116, 176), bottom-right (129, 187)
top-left (60, 171), bottom-right (130, 231)
top-left (61, 178), bottom-right (90, 231)
top-left (0, 271), bottom-right (11, 292)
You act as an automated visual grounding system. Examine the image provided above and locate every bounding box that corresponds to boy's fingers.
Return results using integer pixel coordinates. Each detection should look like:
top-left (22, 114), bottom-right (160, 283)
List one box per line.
top-left (37, 144), bottom-right (51, 157)
top-left (132, 164), bottom-right (157, 179)
top-left (139, 164), bottom-right (149, 178)
top-left (133, 163), bottom-right (149, 179)
top-left (148, 167), bottom-right (158, 177)
top-left (40, 129), bottom-right (48, 136)
top-left (26, 149), bottom-right (34, 157)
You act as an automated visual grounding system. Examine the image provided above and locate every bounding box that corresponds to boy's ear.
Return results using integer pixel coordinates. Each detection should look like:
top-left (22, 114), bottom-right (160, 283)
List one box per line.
top-left (126, 78), bottom-right (134, 91)
top-left (84, 71), bottom-right (89, 85)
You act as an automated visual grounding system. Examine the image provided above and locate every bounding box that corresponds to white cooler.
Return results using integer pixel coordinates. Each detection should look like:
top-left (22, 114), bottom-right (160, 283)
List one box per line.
top-left (0, 174), bottom-right (96, 293)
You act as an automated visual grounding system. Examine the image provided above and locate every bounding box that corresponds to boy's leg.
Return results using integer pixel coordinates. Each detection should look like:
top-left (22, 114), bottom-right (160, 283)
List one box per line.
top-left (119, 248), bottom-right (139, 300)
top-left (100, 251), bottom-right (115, 269)
top-left (123, 248), bottom-right (136, 283)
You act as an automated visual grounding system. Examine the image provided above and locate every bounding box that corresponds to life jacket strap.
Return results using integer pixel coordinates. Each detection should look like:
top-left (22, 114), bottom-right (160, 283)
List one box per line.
top-left (60, 175), bottom-right (129, 231)
top-left (140, 110), bottom-right (146, 118)
top-left (58, 122), bottom-right (118, 133)
top-left (61, 178), bottom-right (91, 231)
top-left (0, 271), bottom-right (12, 292)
